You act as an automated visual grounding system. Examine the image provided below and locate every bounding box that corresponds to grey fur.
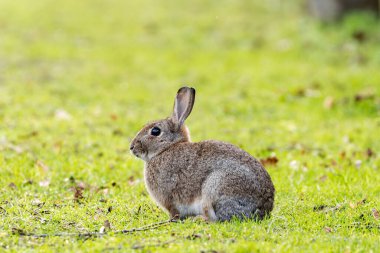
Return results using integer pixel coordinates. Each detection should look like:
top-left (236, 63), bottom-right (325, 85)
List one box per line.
top-left (130, 87), bottom-right (275, 221)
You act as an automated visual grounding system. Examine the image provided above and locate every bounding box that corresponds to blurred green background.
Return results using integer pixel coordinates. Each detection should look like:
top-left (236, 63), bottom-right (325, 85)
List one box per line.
top-left (0, 0), bottom-right (379, 252)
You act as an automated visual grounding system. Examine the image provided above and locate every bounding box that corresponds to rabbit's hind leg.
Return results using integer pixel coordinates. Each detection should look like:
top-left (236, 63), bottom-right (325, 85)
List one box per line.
top-left (213, 196), bottom-right (262, 222)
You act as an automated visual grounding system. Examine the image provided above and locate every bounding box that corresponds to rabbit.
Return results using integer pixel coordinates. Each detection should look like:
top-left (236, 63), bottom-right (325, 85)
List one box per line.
top-left (130, 87), bottom-right (275, 221)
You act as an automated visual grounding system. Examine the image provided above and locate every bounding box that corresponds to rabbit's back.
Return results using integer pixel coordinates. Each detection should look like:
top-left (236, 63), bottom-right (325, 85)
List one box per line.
top-left (145, 140), bottom-right (275, 219)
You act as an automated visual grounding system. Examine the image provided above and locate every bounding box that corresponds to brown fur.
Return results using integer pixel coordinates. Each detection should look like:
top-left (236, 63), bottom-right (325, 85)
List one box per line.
top-left (130, 87), bottom-right (275, 221)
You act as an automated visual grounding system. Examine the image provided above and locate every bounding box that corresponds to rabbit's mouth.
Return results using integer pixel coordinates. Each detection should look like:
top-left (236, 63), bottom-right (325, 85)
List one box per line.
top-left (135, 152), bottom-right (149, 161)
top-left (130, 147), bottom-right (148, 161)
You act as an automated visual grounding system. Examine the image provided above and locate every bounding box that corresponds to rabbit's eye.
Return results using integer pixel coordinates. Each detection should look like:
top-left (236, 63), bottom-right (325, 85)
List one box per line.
top-left (150, 127), bottom-right (161, 136)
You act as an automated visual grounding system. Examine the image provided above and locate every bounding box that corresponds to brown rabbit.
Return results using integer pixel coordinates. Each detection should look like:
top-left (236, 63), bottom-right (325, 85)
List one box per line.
top-left (130, 87), bottom-right (275, 221)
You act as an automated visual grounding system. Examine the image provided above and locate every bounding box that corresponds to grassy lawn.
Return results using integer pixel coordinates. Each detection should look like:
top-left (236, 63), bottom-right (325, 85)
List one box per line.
top-left (1, 0), bottom-right (380, 252)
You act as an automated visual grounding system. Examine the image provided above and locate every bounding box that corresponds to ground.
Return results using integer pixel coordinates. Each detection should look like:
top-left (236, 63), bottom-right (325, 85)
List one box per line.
top-left (0, 0), bottom-right (379, 252)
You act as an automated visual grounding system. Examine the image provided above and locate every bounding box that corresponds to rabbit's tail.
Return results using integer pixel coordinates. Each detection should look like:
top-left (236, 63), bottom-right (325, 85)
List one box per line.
top-left (214, 196), bottom-right (265, 221)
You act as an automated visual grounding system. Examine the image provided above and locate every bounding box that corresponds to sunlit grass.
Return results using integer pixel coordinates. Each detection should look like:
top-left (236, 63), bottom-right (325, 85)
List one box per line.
top-left (0, 0), bottom-right (379, 252)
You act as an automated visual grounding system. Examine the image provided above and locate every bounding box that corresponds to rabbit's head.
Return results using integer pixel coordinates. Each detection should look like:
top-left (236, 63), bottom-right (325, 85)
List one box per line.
top-left (130, 87), bottom-right (195, 161)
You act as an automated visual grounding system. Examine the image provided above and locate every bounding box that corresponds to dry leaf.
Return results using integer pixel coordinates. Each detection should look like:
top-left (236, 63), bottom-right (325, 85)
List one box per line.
top-left (356, 198), bottom-right (366, 206)
top-left (8, 182), bottom-right (17, 189)
top-left (313, 204), bottom-right (344, 212)
top-left (110, 114), bottom-right (118, 121)
top-left (354, 91), bottom-right (375, 102)
top-left (260, 156), bottom-right (279, 167)
top-left (323, 96), bottom-right (335, 109)
top-left (350, 198), bottom-right (366, 209)
top-left (324, 227), bottom-right (333, 233)
top-left (36, 160), bottom-right (50, 173)
top-left (7, 144), bottom-right (23, 154)
top-left (99, 220), bottom-right (111, 234)
top-left (102, 188), bottom-right (109, 195)
top-left (289, 160), bottom-right (299, 170)
top-left (372, 208), bottom-right (379, 220)
top-left (23, 179), bottom-right (34, 186)
top-left (128, 176), bottom-right (140, 186)
top-left (73, 187), bottom-right (84, 202)
top-left (352, 30), bottom-right (367, 43)
top-left (313, 205), bottom-right (329, 211)
top-left (366, 148), bottom-right (375, 158)
top-left (20, 131), bottom-right (38, 139)
top-left (12, 228), bottom-right (26, 235)
top-left (186, 233), bottom-right (202, 240)
top-left (31, 199), bottom-right (44, 207)
top-left (55, 109), bottom-right (72, 121)
top-left (104, 220), bottom-right (111, 229)
top-left (53, 141), bottom-right (63, 153)
top-left (76, 181), bottom-right (86, 189)
top-left (355, 160), bottom-right (362, 168)
top-left (39, 180), bottom-right (50, 187)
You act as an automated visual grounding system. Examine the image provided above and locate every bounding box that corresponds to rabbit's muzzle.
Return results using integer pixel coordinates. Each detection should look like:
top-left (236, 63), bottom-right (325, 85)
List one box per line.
top-left (129, 140), bottom-right (147, 160)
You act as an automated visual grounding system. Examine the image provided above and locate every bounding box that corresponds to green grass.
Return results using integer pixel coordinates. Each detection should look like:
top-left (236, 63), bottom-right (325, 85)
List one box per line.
top-left (1, 0), bottom-right (380, 252)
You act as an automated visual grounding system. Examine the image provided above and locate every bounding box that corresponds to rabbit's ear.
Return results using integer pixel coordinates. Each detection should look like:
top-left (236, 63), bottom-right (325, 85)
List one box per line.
top-left (172, 86), bottom-right (196, 127)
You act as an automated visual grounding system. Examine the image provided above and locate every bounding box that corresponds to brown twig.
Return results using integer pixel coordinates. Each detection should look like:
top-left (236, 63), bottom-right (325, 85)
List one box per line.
top-left (116, 218), bottom-right (177, 234)
top-left (131, 239), bottom-right (177, 250)
top-left (14, 218), bottom-right (177, 238)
